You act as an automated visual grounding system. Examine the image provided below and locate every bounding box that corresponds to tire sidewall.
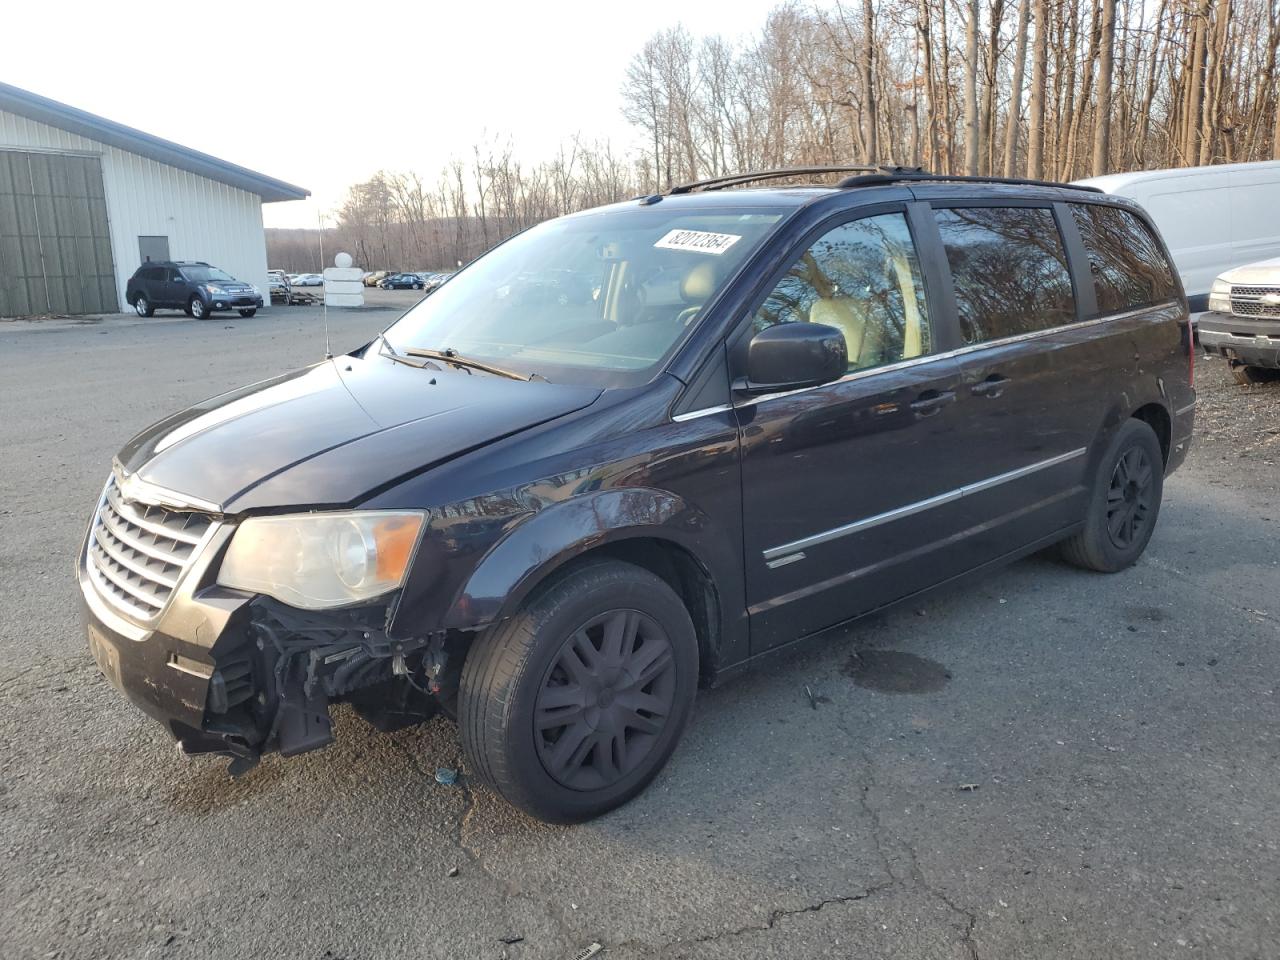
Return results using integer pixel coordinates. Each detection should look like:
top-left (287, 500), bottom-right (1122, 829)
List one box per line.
top-left (488, 564), bottom-right (698, 822)
top-left (1083, 420), bottom-right (1165, 570)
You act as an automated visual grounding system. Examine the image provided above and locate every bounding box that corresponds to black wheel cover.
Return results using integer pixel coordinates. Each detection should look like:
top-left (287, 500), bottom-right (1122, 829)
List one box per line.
top-left (533, 609), bottom-right (677, 791)
top-left (1106, 446), bottom-right (1155, 549)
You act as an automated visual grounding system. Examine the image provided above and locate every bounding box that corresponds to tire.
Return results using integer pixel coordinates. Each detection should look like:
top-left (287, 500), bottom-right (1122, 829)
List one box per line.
top-left (459, 558), bottom-right (698, 823)
top-left (189, 296), bottom-right (209, 320)
top-left (133, 295), bottom-right (154, 318)
top-left (238, 309), bottom-right (257, 318)
top-left (1230, 362), bottom-right (1279, 386)
top-left (1060, 419), bottom-right (1164, 573)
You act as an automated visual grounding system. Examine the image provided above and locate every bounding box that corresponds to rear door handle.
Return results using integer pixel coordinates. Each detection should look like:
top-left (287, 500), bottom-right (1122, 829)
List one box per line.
top-left (910, 390), bottom-right (957, 416)
top-left (970, 375), bottom-right (1010, 398)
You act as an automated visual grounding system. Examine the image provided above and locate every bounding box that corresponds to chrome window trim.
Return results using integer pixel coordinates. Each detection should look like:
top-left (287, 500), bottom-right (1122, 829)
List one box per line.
top-left (671, 403), bottom-right (733, 423)
top-left (762, 447), bottom-right (1088, 562)
top-left (735, 300), bottom-right (1177, 409)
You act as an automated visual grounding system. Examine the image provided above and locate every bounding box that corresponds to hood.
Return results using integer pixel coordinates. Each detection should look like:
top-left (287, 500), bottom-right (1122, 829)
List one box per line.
top-left (117, 349), bottom-right (601, 512)
top-left (1221, 257), bottom-right (1280, 285)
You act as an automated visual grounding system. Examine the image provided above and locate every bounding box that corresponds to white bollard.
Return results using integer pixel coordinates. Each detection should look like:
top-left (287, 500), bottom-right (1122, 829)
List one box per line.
top-left (323, 252), bottom-right (364, 307)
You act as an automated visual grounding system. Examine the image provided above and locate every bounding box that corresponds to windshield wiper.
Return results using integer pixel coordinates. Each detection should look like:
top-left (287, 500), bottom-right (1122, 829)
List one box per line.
top-left (405, 347), bottom-right (540, 382)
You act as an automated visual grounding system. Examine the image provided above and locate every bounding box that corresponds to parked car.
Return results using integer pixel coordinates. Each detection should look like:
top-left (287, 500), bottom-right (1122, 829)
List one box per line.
top-left (267, 272), bottom-right (291, 303)
top-left (1076, 160), bottom-right (1280, 313)
top-left (379, 273), bottom-right (425, 290)
top-left (292, 274), bottom-right (323, 287)
top-left (81, 168), bottom-right (1195, 823)
top-left (364, 270), bottom-right (392, 287)
top-left (1199, 255), bottom-right (1280, 384)
top-left (126, 261), bottom-right (263, 319)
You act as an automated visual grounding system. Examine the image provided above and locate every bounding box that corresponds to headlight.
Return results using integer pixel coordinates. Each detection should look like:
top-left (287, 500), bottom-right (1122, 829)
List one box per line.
top-left (205, 284), bottom-right (226, 295)
top-left (218, 511), bottom-right (426, 609)
top-left (1208, 277), bottom-right (1232, 313)
top-left (251, 285), bottom-right (261, 296)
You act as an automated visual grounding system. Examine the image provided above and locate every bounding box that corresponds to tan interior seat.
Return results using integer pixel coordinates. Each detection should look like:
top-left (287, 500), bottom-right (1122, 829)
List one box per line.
top-left (810, 297), bottom-right (872, 368)
top-left (680, 262), bottom-right (717, 303)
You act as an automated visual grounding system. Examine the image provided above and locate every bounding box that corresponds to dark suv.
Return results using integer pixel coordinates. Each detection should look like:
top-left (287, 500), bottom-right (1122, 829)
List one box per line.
top-left (80, 168), bottom-right (1195, 823)
top-left (126, 261), bottom-right (263, 320)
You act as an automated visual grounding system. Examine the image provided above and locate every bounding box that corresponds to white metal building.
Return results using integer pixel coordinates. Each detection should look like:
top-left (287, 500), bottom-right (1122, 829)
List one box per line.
top-left (0, 81), bottom-right (307, 317)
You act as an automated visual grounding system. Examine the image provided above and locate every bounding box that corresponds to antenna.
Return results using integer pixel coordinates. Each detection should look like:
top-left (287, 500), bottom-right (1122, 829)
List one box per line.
top-left (317, 211), bottom-right (332, 360)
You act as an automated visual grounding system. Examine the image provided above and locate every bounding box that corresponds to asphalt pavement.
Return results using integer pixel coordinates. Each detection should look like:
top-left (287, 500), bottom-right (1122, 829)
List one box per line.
top-left (1, 300), bottom-right (1277, 960)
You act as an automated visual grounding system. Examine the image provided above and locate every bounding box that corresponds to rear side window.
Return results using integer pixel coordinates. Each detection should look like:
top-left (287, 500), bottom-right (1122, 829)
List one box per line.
top-left (934, 206), bottom-right (1076, 344)
top-left (1070, 204), bottom-right (1178, 313)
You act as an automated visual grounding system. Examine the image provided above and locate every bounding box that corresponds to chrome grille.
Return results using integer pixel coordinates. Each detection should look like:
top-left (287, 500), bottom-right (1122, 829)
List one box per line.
top-left (1230, 286), bottom-right (1280, 319)
top-left (86, 477), bottom-right (216, 622)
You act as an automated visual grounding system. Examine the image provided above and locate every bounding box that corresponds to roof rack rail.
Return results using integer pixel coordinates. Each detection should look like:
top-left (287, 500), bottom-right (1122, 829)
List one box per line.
top-left (836, 171), bottom-right (1103, 193)
top-left (668, 165), bottom-right (898, 195)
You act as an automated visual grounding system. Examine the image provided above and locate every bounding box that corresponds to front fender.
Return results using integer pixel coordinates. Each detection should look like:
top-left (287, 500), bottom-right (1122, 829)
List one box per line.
top-left (434, 486), bottom-right (728, 632)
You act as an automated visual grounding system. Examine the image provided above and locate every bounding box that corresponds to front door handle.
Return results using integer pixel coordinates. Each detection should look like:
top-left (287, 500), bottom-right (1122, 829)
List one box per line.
top-left (910, 389), bottom-right (957, 417)
top-left (970, 375), bottom-right (1010, 398)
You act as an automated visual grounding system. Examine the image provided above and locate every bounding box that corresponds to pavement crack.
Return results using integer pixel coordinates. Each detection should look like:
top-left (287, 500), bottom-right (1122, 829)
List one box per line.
top-left (387, 736), bottom-right (577, 947)
top-left (689, 883), bottom-right (896, 944)
top-left (855, 743), bottom-right (980, 959)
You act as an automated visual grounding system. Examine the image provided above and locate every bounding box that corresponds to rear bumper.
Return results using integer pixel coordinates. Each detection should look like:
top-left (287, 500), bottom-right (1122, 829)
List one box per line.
top-left (1198, 312), bottom-right (1280, 369)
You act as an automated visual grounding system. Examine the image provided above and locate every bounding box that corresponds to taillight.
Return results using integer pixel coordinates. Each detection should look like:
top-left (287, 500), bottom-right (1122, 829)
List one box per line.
top-left (1187, 314), bottom-right (1196, 387)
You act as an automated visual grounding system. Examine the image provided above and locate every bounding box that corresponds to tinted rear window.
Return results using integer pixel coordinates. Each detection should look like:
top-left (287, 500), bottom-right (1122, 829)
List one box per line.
top-left (1070, 203), bottom-right (1178, 313)
top-left (934, 206), bottom-right (1077, 344)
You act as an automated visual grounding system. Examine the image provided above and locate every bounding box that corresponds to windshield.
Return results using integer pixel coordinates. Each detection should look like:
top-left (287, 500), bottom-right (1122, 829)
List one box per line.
top-left (181, 265), bottom-right (236, 283)
top-left (381, 205), bottom-right (784, 386)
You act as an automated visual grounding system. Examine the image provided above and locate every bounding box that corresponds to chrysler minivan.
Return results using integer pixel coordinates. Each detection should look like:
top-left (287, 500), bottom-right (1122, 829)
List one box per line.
top-left (80, 167), bottom-right (1196, 822)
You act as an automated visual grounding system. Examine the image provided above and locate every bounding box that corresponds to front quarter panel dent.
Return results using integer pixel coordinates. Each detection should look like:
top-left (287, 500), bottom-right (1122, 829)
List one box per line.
top-left (438, 487), bottom-right (709, 631)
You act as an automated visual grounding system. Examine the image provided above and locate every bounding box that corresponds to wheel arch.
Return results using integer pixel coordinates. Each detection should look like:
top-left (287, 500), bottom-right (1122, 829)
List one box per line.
top-left (1131, 401), bottom-right (1171, 465)
top-left (433, 488), bottom-right (735, 685)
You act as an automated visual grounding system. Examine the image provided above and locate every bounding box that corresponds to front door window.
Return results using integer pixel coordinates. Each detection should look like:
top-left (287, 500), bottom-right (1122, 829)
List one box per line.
top-left (751, 212), bottom-right (932, 372)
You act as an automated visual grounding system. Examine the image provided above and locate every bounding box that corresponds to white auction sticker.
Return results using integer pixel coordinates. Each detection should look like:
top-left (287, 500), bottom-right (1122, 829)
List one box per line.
top-left (654, 229), bottom-right (743, 255)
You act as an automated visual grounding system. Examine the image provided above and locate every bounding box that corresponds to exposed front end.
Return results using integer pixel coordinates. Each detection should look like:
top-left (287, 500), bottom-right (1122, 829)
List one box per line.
top-left (78, 470), bottom-right (443, 772)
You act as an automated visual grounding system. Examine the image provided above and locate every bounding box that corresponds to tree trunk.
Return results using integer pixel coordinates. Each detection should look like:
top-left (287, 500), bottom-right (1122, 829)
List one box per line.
top-left (863, 0), bottom-right (879, 162)
top-left (1004, 0), bottom-right (1033, 175)
top-left (1182, 0), bottom-right (1211, 162)
top-left (1092, 0), bottom-right (1116, 174)
top-left (1027, 0), bottom-right (1049, 177)
top-left (964, 0), bottom-right (981, 174)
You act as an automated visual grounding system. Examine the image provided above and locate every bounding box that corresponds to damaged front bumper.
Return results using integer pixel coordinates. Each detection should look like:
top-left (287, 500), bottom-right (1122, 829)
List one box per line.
top-left (78, 527), bottom-right (446, 773)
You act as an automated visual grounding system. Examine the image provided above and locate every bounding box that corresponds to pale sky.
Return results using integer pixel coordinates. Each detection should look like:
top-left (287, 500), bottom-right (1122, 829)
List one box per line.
top-left (7, 0), bottom-right (784, 227)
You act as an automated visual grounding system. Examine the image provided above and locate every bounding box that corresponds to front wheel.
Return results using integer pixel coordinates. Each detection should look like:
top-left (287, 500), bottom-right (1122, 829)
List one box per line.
top-left (459, 559), bottom-right (698, 823)
top-left (238, 309), bottom-right (257, 318)
top-left (1060, 419), bottom-right (1164, 573)
top-left (189, 296), bottom-right (209, 320)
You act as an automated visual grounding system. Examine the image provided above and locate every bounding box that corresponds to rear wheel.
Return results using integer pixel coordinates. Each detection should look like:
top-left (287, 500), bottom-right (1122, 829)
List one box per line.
top-left (238, 308), bottom-right (257, 318)
top-left (189, 296), bottom-right (208, 320)
top-left (1060, 419), bottom-right (1164, 573)
top-left (133, 295), bottom-right (153, 317)
top-left (459, 559), bottom-right (698, 823)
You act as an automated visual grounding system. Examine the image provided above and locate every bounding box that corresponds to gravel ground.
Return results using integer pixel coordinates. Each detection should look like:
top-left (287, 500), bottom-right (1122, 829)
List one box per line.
top-left (1, 307), bottom-right (1277, 960)
top-left (1192, 358), bottom-right (1280, 465)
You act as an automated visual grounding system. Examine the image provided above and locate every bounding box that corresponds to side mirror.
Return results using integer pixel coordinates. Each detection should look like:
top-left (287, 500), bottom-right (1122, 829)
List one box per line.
top-left (740, 322), bottom-right (848, 394)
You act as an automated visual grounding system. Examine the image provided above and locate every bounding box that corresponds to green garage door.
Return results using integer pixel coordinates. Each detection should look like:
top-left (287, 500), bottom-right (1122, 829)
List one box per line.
top-left (0, 150), bottom-right (118, 317)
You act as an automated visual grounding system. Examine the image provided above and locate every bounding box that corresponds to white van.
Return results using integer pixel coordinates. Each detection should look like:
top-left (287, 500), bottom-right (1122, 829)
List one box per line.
top-left (1075, 161), bottom-right (1280, 311)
